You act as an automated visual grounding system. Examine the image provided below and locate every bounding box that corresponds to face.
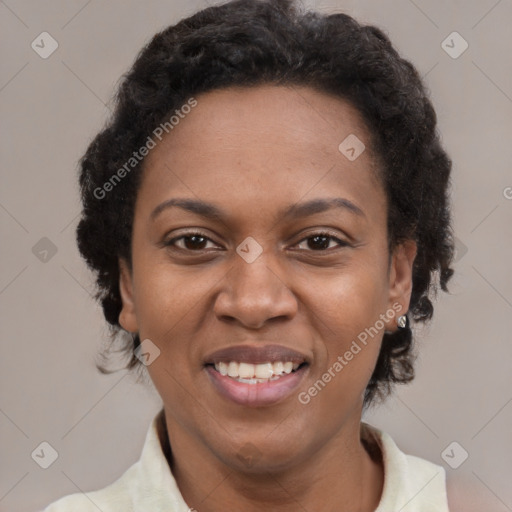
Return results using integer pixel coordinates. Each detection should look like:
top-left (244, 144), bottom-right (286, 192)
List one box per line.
top-left (119, 85), bottom-right (416, 472)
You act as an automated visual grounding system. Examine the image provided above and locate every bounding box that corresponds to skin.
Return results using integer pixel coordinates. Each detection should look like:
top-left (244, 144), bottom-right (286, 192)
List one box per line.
top-left (118, 85), bottom-right (416, 512)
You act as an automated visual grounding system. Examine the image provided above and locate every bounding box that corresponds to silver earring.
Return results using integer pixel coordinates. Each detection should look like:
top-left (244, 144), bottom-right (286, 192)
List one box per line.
top-left (397, 315), bottom-right (407, 329)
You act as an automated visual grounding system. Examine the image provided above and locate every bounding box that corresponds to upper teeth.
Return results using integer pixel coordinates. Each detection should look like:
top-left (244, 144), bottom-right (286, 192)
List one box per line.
top-left (214, 361), bottom-right (300, 379)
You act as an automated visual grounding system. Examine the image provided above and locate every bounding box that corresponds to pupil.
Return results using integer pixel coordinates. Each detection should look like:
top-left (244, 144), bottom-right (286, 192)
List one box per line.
top-left (309, 235), bottom-right (329, 250)
top-left (185, 236), bottom-right (206, 250)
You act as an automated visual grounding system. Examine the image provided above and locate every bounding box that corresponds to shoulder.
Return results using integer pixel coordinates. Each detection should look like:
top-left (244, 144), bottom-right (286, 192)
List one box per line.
top-left (43, 463), bottom-right (139, 512)
top-left (42, 409), bottom-right (183, 511)
top-left (361, 423), bottom-right (450, 512)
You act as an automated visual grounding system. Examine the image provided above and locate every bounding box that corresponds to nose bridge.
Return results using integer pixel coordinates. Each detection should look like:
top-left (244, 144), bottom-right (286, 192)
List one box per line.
top-left (233, 253), bottom-right (280, 300)
top-left (214, 243), bottom-right (297, 328)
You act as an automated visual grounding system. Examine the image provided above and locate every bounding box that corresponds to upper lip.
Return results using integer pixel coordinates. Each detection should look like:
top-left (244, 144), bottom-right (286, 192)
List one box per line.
top-left (204, 344), bottom-right (311, 365)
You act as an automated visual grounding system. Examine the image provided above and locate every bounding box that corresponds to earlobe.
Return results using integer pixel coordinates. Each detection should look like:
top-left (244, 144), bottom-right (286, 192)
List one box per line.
top-left (118, 258), bottom-right (139, 333)
top-left (387, 240), bottom-right (417, 329)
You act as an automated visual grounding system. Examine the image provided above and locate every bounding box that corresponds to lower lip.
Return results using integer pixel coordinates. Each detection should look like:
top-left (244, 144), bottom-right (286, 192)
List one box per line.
top-left (205, 365), bottom-right (308, 407)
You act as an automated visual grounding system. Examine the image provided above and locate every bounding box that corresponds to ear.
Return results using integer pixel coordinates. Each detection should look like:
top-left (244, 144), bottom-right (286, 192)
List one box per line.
top-left (386, 239), bottom-right (417, 328)
top-left (118, 258), bottom-right (139, 333)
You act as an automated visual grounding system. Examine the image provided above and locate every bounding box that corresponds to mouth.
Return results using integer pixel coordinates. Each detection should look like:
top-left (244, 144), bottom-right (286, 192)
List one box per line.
top-left (208, 360), bottom-right (307, 383)
top-left (203, 344), bottom-right (310, 407)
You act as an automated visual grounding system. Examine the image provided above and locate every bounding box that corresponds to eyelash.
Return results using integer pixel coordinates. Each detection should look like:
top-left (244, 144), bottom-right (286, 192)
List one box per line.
top-left (164, 230), bottom-right (349, 253)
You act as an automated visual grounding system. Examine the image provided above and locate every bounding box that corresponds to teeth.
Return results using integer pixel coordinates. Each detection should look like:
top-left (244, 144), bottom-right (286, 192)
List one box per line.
top-left (238, 362), bottom-right (254, 379)
top-left (273, 361), bottom-right (284, 374)
top-left (227, 361), bottom-right (238, 377)
top-left (217, 362), bottom-right (228, 376)
top-left (255, 362), bottom-right (273, 379)
top-left (213, 361), bottom-right (302, 381)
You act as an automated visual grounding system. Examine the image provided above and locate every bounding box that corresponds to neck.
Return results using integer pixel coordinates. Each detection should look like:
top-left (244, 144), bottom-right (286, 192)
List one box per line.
top-left (162, 411), bottom-right (384, 512)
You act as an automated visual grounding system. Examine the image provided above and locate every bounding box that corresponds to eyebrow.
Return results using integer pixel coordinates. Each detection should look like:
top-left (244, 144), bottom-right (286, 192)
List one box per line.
top-left (150, 197), bottom-right (365, 223)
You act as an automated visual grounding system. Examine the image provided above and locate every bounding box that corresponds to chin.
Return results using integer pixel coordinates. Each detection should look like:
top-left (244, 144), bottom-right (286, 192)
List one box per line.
top-left (217, 436), bottom-right (309, 475)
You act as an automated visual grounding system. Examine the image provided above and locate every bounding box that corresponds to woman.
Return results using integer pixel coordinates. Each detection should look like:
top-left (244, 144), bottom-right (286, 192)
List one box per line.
top-left (44, 0), bottom-right (455, 510)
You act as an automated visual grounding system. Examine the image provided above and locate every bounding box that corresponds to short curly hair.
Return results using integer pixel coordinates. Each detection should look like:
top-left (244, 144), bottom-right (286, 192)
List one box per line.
top-left (76, 0), bottom-right (454, 407)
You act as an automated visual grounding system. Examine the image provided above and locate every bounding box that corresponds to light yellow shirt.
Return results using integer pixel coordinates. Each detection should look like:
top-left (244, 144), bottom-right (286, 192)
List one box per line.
top-left (43, 409), bottom-right (450, 511)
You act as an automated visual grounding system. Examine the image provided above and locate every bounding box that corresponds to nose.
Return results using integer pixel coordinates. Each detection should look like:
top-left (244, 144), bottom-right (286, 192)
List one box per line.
top-left (213, 253), bottom-right (298, 330)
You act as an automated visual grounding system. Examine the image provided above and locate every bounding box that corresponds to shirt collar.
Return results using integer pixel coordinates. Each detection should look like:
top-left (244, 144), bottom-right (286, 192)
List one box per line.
top-left (132, 408), bottom-right (189, 511)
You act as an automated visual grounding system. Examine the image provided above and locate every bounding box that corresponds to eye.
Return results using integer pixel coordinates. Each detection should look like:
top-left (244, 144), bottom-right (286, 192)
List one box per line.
top-left (163, 230), bottom-right (349, 253)
top-left (293, 231), bottom-right (349, 251)
top-left (165, 232), bottom-right (220, 251)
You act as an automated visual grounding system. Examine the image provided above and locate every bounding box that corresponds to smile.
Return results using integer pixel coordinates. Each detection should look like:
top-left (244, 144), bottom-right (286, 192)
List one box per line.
top-left (203, 344), bottom-right (311, 407)
top-left (213, 361), bottom-right (302, 383)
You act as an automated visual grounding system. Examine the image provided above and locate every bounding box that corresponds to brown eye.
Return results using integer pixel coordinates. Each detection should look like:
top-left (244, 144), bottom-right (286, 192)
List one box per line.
top-left (295, 232), bottom-right (348, 251)
top-left (165, 232), bottom-right (218, 251)
top-left (307, 235), bottom-right (331, 250)
top-left (181, 235), bottom-right (208, 250)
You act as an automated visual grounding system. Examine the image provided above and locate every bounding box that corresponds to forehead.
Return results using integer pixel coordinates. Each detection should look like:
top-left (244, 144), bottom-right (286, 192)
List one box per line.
top-left (138, 85), bottom-right (385, 223)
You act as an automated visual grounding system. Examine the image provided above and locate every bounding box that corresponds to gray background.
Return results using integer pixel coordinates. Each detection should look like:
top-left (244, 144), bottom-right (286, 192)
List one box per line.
top-left (1, 0), bottom-right (511, 511)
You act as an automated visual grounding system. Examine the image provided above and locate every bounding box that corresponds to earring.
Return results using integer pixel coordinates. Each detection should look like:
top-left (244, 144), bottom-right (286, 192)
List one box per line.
top-left (397, 314), bottom-right (408, 329)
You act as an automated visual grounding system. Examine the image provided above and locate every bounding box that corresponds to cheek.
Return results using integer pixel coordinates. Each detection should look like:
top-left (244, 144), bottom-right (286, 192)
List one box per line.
top-left (132, 262), bottom-right (211, 422)
top-left (304, 258), bottom-right (389, 385)
top-left (130, 255), bottom-right (227, 382)
top-left (292, 269), bottom-right (388, 446)
top-left (131, 257), bottom-right (206, 336)
top-left (311, 256), bottom-right (389, 333)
